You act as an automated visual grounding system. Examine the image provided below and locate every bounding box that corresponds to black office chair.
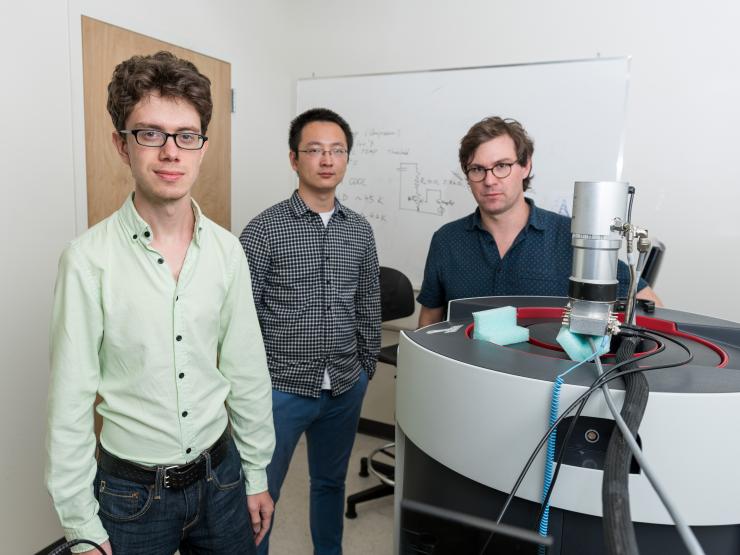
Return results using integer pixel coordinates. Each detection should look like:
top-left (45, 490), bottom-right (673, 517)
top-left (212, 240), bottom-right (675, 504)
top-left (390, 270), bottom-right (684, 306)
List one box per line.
top-left (345, 266), bottom-right (415, 519)
top-left (641, 239), bottom-right (665, 287)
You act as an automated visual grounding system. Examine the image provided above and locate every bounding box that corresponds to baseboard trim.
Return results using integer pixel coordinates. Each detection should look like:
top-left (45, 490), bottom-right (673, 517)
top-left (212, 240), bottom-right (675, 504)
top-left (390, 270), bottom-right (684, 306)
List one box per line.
top-left (358, 417), bottom-right (394, 440)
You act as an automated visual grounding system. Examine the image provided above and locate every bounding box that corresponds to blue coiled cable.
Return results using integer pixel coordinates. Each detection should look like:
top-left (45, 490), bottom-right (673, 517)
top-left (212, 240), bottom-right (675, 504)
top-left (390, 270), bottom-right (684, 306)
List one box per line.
top-left (539, 336), bottom-right (609, 540)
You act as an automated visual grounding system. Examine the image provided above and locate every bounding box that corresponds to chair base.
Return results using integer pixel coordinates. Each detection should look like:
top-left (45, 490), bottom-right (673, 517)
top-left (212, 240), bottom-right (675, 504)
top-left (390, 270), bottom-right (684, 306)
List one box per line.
top-left (345, 482), bottom-right (394, 519)
top-left (345, 450), bottom-right (395, 518)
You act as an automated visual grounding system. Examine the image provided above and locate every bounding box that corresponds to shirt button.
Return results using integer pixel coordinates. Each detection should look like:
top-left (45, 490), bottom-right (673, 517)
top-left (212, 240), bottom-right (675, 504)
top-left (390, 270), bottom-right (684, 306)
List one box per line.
top-left (182, 411), bottom-right (188, 417)
top-left (176, 335), bottom-right (182, 341)
top-left (186, 447), bottom-right (192, 454)
top-left (144, 231), bottom-right (151, 238)
top-left (179, 372), bottom-right (185, 379)
top-left (158, 258), bottom-right (164, 264)
top-left (132, 234), bottom-right (138, 240)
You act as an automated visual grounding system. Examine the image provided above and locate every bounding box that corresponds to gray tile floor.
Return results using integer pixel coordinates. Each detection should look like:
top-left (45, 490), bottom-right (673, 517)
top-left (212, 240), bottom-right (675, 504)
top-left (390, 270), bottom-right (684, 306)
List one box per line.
top-left (268, 433), bottom-right (394, 555)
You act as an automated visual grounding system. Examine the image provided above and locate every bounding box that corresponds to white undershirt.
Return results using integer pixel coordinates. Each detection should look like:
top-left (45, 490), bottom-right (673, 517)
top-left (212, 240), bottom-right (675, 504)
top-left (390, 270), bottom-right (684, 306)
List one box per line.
top-left (319, 208), bottom-right (335, 390)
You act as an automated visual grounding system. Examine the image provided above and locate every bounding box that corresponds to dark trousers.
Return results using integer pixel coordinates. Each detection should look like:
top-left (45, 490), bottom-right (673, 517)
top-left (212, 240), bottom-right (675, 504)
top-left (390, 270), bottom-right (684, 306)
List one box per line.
top-left (259, 371), bottom-right (369, 555)
top-left (95, 438), bottom-right (255, 555)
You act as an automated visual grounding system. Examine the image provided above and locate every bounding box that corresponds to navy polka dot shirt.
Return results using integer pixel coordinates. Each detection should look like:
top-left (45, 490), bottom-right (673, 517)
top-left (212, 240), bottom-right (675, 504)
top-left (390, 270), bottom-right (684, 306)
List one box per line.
top-left (417, 199), bottom-right (644, 309)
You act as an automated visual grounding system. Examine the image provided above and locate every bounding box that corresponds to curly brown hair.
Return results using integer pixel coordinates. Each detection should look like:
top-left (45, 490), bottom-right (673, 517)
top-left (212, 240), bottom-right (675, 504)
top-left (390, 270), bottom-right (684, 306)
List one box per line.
top-left (459, 116), bottom-right (535, 191)
top-left (107, 51), bottom-right (212, 134)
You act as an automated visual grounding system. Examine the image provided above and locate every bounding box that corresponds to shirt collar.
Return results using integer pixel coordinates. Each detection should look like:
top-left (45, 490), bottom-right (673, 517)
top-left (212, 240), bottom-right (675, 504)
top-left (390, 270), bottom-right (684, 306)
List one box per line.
top-left (526, 198), bottom-right (548, 232)
top-left (288, 190), bottom-right (347, 219)
top-left (119, 192), bottom-right (204, 246)
top-left (466, 197), bottom-right (548, 233)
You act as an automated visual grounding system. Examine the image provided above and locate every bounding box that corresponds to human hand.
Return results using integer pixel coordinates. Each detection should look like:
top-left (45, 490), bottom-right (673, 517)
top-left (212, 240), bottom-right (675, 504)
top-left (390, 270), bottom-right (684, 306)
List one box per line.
top-left (247, 490), bottom-right (274, 546)
top-left (79, 539), bottom-right (112, 554)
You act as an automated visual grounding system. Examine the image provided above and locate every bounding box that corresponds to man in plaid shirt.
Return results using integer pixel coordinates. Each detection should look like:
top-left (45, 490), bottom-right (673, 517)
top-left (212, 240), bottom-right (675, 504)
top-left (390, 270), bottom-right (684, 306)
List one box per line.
top-left (240, 108), bottom-right (381, 555)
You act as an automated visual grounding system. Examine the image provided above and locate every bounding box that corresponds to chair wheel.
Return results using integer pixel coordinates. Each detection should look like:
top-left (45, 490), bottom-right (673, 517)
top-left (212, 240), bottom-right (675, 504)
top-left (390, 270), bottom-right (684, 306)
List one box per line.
top-left (359, 457), bottom-right (369, 477)
top-left (345, 506), bottom-right (357, 519)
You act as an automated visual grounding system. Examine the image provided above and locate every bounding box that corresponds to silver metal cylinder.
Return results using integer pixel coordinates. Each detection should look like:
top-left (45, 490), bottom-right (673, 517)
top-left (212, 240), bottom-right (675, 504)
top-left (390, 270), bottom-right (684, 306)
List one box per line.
top-left (570, 181), bottom-right (630, 286)
top-left (571, 237), bottom-right (622, 284)
top-left (571, 181), bottom-right (630, 238)
top-left (568, 181), bottom-right (630, 336)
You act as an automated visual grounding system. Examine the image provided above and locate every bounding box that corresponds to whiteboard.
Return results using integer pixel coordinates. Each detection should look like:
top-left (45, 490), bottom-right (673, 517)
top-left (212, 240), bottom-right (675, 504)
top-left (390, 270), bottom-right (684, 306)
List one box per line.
top-left (297, 58), bottom-right (629, 287)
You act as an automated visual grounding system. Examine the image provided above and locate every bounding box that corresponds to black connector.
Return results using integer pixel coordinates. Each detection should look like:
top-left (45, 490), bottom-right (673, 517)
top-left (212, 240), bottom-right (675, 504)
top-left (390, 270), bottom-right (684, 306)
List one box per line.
top-left (614, 297), bottom-right (655, 314)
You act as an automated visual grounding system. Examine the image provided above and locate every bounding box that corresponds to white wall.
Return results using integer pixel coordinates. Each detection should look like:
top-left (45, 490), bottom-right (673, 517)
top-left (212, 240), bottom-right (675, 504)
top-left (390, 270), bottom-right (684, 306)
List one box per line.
top-left (0, 1), bottom-right (293, 551)
top-left (0, 2), bottom-right (78, 549)
top-left (282, 0), bottom-right (740, 322)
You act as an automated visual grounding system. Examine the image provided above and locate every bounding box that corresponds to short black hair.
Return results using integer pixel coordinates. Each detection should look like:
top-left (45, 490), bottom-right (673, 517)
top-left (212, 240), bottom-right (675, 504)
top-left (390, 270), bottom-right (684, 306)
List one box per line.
top-left (289, 108), bottom-right (353, 155)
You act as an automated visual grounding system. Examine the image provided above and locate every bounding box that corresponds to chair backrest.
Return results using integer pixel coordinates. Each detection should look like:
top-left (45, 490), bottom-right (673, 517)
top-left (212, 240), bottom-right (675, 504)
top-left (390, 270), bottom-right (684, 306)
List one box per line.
top-left (641, 239), bottom-right (665, 287)
top-left (379, 266), bottom-right (415, 323)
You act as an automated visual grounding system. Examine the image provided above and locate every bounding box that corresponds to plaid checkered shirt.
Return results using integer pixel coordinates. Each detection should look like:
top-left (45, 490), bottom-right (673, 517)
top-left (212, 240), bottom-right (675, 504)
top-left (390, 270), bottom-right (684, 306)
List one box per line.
top-left (240, 191), bottom-right (381, 398)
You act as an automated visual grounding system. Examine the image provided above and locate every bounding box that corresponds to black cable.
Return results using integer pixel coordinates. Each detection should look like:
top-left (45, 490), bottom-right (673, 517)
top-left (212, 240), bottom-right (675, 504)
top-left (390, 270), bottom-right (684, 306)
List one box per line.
top-left (594, 340), bottom-right (706, 555)
top-left (48, 539), bottom-right (107, 555)
top-left (602, 334), bottom-right (647, 555)
top-left (494, 331), bottom-right (662, 526)
top-left (533, 396), bottom-right (588, 529)
top-left (479, 330), bottom-right (662, 554)
top-left (533, 329), bottom-right (658, 529)
top-left (480, 327), bottom-right (693, 554)
top-left (494, 327), bottom-right (692, 527)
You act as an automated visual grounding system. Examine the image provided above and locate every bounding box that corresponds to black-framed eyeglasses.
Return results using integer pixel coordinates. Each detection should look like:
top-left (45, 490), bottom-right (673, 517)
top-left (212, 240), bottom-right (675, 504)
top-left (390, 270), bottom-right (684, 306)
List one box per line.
top-left (465, 162), bottom-right (516, 182)
top-left (298, 147), bottom-right (348, 158)
top-left (120, 129), bottom-right (208, 150)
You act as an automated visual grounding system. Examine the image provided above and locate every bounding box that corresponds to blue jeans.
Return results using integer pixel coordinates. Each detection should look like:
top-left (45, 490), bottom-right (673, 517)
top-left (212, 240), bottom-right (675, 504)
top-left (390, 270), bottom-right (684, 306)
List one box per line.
top-left (259, 371), bottom-right (369, 555)
top-left (95, 438), bottom-right (255, 555)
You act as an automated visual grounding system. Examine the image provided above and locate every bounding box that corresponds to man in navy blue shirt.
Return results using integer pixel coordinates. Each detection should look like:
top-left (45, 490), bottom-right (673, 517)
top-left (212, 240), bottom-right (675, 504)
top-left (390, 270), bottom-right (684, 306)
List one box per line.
top-left (417, 116), bottom-right (661, 327)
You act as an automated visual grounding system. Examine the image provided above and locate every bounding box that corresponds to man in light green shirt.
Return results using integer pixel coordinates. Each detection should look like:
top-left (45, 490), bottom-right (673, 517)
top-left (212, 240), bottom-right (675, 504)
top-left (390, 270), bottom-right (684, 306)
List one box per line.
top-left (45, 51), bottom-right (275, 555)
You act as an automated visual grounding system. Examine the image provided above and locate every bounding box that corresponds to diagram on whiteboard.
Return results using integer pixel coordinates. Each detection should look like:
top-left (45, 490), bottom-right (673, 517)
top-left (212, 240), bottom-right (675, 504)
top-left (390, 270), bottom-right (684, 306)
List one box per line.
top-left (398, 163), bottom-right (464, 216)
top-left (338, 127), bottom-right (471, 222)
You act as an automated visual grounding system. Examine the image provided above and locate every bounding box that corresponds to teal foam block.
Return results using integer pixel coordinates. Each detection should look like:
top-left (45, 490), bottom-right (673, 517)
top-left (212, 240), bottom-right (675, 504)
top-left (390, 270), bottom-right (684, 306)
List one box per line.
top-left (473, 306), bottom-right (516, 338)
top-left (473, 306), bottom-right (531, 346)
top-left (487, 325), bottom-right (530, 345)
top-left (556, 326), bottom-right (611, 362)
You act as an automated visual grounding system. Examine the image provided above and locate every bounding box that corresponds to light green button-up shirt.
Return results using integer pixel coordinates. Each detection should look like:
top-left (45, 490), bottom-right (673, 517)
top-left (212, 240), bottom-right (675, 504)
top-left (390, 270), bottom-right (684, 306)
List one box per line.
top-left (45, 194), bottom-right (274, 548)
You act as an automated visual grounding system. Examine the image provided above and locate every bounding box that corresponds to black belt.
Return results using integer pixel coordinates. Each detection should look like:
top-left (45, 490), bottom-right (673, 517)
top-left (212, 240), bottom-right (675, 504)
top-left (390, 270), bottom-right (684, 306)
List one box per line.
top-left (98, 428), bottom-right (231, 490)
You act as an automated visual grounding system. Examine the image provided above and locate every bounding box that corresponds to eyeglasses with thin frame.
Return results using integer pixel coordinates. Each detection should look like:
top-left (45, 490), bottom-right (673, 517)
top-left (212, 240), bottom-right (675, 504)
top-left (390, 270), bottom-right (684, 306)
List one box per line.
top-left (298, 147), bottom-right (348, 158)
top-left (465, 162), bottom-right (517, 182)
top-left (119, 129), bottom-right (208, 150)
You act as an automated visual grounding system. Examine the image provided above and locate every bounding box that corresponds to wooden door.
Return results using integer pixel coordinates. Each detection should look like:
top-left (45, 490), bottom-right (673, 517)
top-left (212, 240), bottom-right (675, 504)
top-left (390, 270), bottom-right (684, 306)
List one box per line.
top-left (81, 16), bottom-right (231, 229)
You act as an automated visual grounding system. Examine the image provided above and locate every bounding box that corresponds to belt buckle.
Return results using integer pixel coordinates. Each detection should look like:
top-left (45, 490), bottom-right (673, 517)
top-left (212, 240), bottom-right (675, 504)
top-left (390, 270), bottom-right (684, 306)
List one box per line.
top-left (163, 465), bottom-right (180, 489)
